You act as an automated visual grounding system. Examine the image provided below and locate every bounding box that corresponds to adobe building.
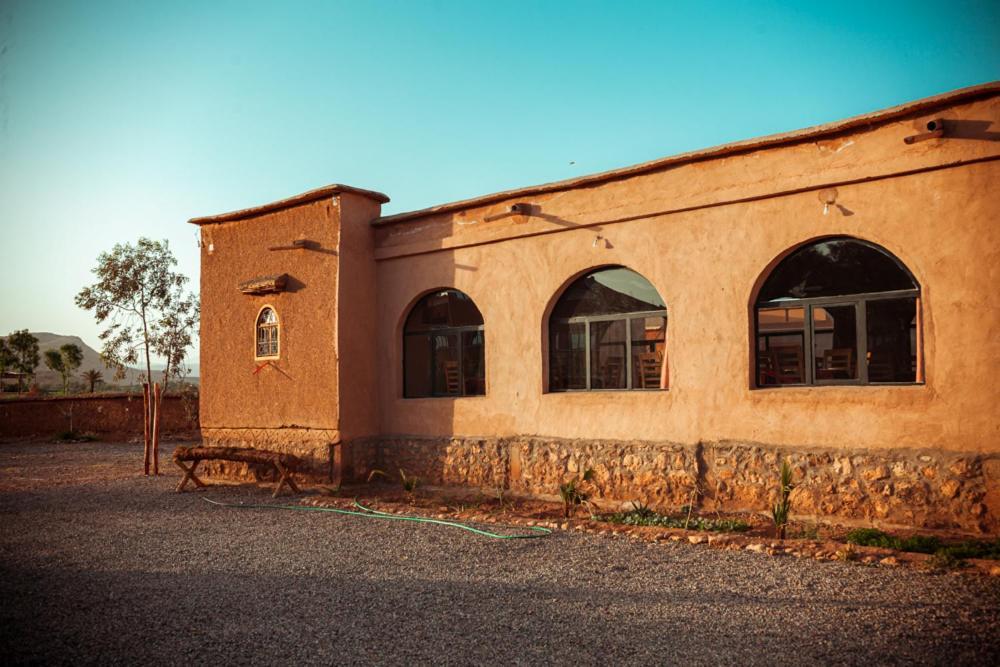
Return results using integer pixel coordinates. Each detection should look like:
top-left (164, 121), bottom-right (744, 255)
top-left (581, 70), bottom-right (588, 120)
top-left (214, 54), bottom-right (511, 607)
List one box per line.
top-left (190, 82), bottom-right (1000, 534)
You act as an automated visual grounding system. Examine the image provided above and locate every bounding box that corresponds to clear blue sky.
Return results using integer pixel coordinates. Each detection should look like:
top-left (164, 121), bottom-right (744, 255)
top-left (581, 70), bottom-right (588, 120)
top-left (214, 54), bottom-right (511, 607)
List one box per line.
top-left (1, 0), bottom-right (998, 359)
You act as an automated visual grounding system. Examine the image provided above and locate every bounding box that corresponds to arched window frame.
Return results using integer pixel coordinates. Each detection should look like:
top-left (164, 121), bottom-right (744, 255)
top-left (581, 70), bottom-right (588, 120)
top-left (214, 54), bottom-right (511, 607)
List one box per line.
top-left (255, 306), bottom-right (280, 360)
top-left (548, 266), bottom-right (668, 392)
top-left (402, 289), bottom-right (486, 398)
top-left (754, 237), bottom-right (922, 388)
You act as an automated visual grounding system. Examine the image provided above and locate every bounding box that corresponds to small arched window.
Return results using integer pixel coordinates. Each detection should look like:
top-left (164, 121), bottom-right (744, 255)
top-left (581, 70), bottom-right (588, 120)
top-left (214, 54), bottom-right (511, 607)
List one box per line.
top-left (549, 266), bottom-right (667, 391)
top-left (755, 237), bottom-right (920, 387)
top-left (403, 289), bottom-right (485, 398)
top-left (255, 307), bottom-right (279, 359)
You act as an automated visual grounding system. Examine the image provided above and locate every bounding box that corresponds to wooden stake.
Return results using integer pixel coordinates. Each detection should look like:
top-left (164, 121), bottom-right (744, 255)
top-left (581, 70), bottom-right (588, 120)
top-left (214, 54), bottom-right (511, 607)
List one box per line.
top-left (152, 383), bottom-right (162, 476)
top-left (142, 383), bottom-right (151, 476)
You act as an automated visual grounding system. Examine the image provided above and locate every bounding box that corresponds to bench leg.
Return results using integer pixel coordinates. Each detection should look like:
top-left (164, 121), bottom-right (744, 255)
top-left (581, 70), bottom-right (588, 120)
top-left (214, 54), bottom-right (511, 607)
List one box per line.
top-left (175, 459), bottom-right (205, 492)
top-left (273, 462), bottom-right (301, 498)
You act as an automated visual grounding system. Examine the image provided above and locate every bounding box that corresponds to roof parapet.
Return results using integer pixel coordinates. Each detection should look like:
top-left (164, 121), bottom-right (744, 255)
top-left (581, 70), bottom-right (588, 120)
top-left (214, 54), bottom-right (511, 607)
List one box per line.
top-left (188, 184), bottom-right (390, 226)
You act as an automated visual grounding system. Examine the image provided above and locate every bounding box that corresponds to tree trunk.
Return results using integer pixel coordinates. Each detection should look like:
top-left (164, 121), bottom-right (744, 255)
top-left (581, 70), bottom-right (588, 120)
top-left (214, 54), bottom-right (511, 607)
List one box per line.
top-left (152, 383), bottom-right (161, 476)
top-left (143, 383), bottom-right (151, 476)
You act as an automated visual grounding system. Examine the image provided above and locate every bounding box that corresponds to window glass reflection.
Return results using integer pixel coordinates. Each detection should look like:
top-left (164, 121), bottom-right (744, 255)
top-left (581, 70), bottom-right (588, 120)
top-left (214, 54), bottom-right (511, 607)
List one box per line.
top-left (813, 305), bottom-right (858, 381)
top-left (866, 298), bottom-right (917, 383)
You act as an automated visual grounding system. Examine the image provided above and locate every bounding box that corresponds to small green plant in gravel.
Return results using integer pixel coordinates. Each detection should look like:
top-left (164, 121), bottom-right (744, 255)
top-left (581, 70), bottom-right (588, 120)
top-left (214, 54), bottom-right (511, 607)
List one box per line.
top-left (771, 459), bottom-right (794, 539)
top-left (927, 551), bottom-right (966, 571)
top-left (846, 528), bottom-right (1000, 565)
top-left (601, 502), bottom-right (750, 532)
top-left (558, 468), bottom-right (594, 518)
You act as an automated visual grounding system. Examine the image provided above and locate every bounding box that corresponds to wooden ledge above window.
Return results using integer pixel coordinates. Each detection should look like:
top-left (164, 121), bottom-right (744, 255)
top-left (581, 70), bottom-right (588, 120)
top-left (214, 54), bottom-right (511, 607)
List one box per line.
top-left (239, 274), bottom-right (288, 295)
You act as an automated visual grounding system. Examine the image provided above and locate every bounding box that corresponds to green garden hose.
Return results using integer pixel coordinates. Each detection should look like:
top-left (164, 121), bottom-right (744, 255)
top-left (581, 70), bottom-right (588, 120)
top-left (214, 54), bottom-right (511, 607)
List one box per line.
top-left (201, 496), bottom-right (552, 540)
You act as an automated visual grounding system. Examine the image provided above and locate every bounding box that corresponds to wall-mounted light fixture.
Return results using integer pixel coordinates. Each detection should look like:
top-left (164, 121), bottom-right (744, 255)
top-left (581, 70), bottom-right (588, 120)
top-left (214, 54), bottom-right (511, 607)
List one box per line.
top-left (818, 188), bottom-right (838, 216)
top-left (904, 118), bottom-right (946, 144)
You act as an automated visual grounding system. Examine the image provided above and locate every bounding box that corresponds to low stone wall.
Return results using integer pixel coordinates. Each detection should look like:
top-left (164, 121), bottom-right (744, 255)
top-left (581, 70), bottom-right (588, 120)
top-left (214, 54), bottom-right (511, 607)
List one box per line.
top-left (0, 393), bottom-right (199, 441)
top-left (368, 436), bottom-right (1000, 535)
top-left (200, 427), bottom-right (339, 479)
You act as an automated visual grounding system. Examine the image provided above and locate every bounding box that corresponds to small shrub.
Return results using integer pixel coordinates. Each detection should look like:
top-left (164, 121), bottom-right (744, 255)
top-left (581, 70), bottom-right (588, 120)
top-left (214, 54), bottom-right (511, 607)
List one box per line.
top-left (399, 469), bottom-right (419, 493)
top-left (771, 458), bottom-right (794, 539)
top-left (601, 506), bottom-right (749, 532)
top-left (898, 534), bottom-right (942, 554)
top-left (56, 430), bottom-right (95, 442)
top-left (558, 468), bottom-right (594, 518)
top-left (845, 528), bottom-right (900, 549)
top-left (927, 550), bottom-right (965, 571)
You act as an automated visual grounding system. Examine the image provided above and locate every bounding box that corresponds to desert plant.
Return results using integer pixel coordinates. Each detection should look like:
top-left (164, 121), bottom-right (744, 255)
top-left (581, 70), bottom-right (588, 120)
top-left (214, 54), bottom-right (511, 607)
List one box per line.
top-left (367, 468), bottom-right (419, 493)
top-left (558, 468), bottom-right (594, 518)
top-left (771, 458), bottom-right (794, 539)
top-left (399, 468), bottom-right (419, 493)
top-left (601, 507), bottom-right (750, 532)
top-left (927, 550), bottom-right (965, 571)
top-left (82, 369), bottom-right (103, 393)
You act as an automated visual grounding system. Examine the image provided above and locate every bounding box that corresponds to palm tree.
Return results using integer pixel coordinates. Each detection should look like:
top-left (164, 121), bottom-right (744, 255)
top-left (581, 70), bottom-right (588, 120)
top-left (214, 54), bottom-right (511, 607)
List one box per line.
top-left (82, 369), bottom-right (103, 393)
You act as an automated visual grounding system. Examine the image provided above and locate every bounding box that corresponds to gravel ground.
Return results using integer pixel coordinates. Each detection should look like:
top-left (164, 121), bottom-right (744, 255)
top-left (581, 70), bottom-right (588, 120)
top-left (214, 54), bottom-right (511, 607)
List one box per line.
top-left (1, 441), bottom-right (998, 666)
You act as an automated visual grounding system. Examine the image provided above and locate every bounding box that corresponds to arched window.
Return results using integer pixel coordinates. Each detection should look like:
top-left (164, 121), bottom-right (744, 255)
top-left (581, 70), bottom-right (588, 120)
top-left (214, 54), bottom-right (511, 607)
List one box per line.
top-left (755, 237), bottom-right (920, 387)
top-left (255, 307), bottom-right (279, 359)
top-left (403, 289), bottom-right (485, 398)
top-left (549, 266), bottom-right (667, 391)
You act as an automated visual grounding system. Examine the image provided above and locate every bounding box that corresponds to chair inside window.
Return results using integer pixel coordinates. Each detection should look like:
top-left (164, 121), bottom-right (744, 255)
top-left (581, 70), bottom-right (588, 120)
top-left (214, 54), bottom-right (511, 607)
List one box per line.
top-left (600, 357), bottom-right (624, 388)
top-left (442, 360), bottom-right (461, 394)
top-left (636, 352), bottom-right (663, 389)
top-left (771, 346), bottom-right (804, 384)
top-left (821, 348), bottom-right (854, 379)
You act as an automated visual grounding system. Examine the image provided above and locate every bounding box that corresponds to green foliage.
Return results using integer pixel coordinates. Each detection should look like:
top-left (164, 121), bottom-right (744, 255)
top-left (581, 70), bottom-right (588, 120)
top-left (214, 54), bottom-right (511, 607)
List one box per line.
top-left (845, 528), bottom-right (898, 549)
top-left (558, 468), bottom-right (594, 518)
top-left (6, 330), bottom-right (39, 392)
top-left (75, 238), bottom-right (199, 390)
top-left (0, 338), bottom-right (13, 380)
top-left (846, 528), bottom-right (1000, 564)
top-left (81, 369), bottom-right (103, 393)
top-left (771, 458), bottom-right (794, 539)
top-left (44, 344), bottom-right (83, 393)
top-left (399, 468), bottom-right (419, 493)
top-left (927, 551), bottom-right (965, 571)
top-left (602, 503), bottom-right (750, 532)
top-left (367, 468), bottom-right (420, 493)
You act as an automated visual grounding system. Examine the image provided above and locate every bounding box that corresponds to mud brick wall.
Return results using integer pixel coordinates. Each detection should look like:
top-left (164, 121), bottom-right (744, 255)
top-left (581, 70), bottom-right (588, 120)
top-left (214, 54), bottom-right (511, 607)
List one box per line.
top-left (369, 437), bottom-right (1000, 535)
top-left (0, 394), bottom-right (199, 441)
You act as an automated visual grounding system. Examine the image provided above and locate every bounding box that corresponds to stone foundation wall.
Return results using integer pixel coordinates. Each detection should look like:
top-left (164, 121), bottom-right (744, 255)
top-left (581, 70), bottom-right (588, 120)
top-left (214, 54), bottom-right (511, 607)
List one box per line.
top-left (368, 436), bottom-right (1000, 535)
top-left (200, 427), bottom-right (338, 479)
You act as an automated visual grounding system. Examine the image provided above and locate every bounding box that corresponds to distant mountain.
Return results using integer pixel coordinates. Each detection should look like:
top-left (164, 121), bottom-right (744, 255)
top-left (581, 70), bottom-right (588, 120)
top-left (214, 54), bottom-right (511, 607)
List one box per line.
top-left (4, 332), bottom-right (198, 390)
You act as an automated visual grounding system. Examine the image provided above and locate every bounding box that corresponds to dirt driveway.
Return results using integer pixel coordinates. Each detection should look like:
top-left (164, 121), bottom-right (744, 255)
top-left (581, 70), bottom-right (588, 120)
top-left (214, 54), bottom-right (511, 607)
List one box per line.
top-left (1, 440), bottom-right (998, 665)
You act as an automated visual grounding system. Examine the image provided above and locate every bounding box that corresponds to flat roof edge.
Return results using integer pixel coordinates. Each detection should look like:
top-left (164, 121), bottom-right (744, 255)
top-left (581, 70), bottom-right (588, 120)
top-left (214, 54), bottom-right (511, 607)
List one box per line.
top-left (188, 184), bottom-right (390, 225)
top-left (374, 81), bottom-right (1000, 226)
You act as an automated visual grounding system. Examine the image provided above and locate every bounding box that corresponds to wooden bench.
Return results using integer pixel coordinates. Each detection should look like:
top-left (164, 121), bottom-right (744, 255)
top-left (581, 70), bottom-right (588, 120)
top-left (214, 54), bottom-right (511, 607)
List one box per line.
top-left (173, 446), bottom-right (302, 498)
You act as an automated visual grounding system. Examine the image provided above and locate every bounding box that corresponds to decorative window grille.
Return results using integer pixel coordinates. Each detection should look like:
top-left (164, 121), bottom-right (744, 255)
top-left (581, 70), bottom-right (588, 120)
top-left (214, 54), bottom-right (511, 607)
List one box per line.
top-left (256, 308), bottom-right (279, 358)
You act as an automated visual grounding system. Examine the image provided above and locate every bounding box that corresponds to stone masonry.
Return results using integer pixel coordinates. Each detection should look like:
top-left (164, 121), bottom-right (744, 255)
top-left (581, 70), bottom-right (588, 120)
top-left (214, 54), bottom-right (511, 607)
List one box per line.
top-left (361, 437), bottom-right (999, 535)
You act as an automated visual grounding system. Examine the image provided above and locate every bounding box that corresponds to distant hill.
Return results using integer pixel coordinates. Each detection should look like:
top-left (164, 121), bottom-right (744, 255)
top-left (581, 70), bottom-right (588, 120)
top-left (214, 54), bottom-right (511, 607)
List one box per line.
top-left (4, 332), bottom-right (198, 391)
